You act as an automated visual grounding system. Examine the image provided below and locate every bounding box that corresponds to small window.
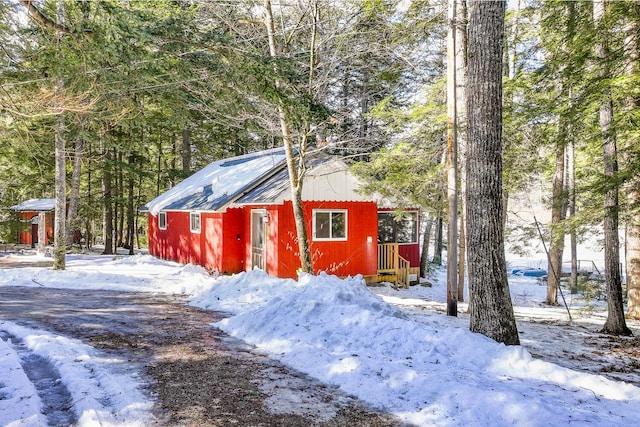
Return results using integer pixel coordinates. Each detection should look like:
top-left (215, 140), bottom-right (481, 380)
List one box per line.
top-left (313, 210), bottom-right (347, 241)
top-left (190, 212), bottom-right (201, 233)
top-left (158, 212), bottom-right (167, 230)
top-left (378, 211), bottom-right (418, 244)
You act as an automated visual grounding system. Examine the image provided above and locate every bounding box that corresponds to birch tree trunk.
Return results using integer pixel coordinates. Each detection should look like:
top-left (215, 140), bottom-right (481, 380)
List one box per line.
top-left (263, 0), bottom-right (312, 274)
top-left (594, 0), bottom-right (631, 335)
top-left (465, 0), bottom-right (519, 345)
top-left (456, 0), bottom-right (468, 303)
top-left (37, 212), bottom-right (46, 255)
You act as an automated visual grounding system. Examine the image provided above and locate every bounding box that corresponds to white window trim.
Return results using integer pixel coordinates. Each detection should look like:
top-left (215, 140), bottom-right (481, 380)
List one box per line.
top-left (190, 212), bottom-right (201, 234)
top-left (312, 209), bottom-right (348, 241)
top-left (158, 212), bottom-right (167, 230)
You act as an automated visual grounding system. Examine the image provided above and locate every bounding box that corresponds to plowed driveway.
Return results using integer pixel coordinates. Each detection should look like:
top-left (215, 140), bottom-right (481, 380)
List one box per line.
top-left (0, 285), bottom-right (402, 426)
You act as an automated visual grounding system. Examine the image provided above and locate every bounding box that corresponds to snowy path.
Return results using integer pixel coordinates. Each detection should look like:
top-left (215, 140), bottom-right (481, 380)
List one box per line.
top-left (0, 320), bottom-right (153, 427)
top-left (0, 331), bottom-right (75, 426)
top-left (0, 285), bottom-right (401, 426)
top-left (2, 252), bottom-right (640, 426)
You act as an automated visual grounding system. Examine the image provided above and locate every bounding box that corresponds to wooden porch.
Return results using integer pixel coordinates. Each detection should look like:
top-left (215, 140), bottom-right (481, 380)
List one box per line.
top-left (365, 243), bottom-right (417, 288)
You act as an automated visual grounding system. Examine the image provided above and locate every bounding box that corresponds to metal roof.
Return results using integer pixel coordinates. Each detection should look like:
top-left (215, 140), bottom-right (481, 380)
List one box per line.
top-left (142, 147), bottom-right (379, 214)
top-left (141, 148), bottom-right (288, 214)
top-left (10, 198), bottom-right (56, 212)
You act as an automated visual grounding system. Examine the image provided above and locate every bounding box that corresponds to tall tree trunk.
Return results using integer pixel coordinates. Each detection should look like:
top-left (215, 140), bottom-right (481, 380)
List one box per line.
top-left (37, 211), bottom-right (46, 255)
top-left (264, 0), bottom-right (312, 274)
top-left (625, 4), bottom-right (640, 319)
top-left (420, 214), bottom-right (433, 277)
top-left (546, 140), bottom-right (565, 305)
top-left (103, 149), bottom-right (114, 255)
top-left (567, 138), bottom-right (578, 293)
top-left (458, 213), bottom-right (466, 302)
top-left (433, 213), bottom-right (443, 265)
top-left (127, 154), bottom-right (135, 255)
top-left (456, 0), bottom-right (468, 304)
top-left (66, 134), bottom-right (83, 246)
top-left (182, 127), bottom-right (191, 173)
top-left (446, 0), bottom-right (458, 316)
top-left (116, 151), bottom-right (124, 247)
top-left (594, 0), bottom-right (631, 335)
top-left (627, 222), bottom-right (640, 319)
top-left (156, 139), bottom-right (163, 196)
top-left (136, 173), bottom-right (144, 250)
top-left (52, 0), bottom-right (66, 270)
top-left (465, 0), bottom-right (519, 345)
top-left (86, 140), bottom-right (93, 249)
top-left (507, 0), bottom-right (521, 81)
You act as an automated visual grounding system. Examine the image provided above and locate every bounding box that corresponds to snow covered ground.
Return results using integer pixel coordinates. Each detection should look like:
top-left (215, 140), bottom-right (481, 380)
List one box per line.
top-left (1, 249), bottom-right (639, 426)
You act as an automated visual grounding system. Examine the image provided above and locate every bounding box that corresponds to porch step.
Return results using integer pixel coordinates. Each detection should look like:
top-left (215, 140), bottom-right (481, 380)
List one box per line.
top-left (364, 273), bottom-right (398, 284)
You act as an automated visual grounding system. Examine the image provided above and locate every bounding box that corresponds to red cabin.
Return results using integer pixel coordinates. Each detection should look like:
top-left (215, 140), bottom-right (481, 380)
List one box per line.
top-left (142, 148), bottom-right (420, 285)
top-left (10, 199), bottom-right (55, 247)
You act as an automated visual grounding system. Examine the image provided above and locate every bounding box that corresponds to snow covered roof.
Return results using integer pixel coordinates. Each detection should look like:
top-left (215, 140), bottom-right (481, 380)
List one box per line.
top-left (142, 147), bottom-right (392, 215)
top-left (142, 148), bottom-right (288, 216)
top-left (10, 198), bottom-right (56, 212)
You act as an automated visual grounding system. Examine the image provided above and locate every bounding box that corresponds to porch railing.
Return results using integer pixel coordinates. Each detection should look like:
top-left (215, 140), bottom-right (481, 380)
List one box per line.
top-left (378, 243), bottom-right (411, 288)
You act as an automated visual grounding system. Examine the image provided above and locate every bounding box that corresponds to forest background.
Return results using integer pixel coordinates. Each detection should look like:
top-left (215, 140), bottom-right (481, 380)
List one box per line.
top-left (1, 0), bottom-right (640, 333)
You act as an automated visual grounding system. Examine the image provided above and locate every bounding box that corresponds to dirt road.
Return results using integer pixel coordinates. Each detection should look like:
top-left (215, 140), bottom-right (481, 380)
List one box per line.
top-left (0, 286), bottom-right (404, 426)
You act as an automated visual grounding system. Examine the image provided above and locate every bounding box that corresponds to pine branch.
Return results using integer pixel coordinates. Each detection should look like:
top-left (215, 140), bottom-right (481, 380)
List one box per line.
top-left (19, 0), bottom-right (92, 34)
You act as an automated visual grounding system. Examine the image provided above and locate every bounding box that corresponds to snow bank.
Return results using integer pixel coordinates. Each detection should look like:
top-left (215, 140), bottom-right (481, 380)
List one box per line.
top-left (191, 271), bottom-right (640, 426)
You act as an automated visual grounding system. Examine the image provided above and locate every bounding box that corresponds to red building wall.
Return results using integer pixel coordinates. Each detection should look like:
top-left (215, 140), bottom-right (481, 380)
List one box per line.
top-left (149, 201), bottom-right (380, 280)
top-left (398, 244), bottom-right (420, 268)
top-left (148, 209), bottom-right (245, 274)
top-left (243, 201), bottom-right (378, 279)
top-left (17, 211), bottom-right (53, 245)
top-left (148, 211), bottom-right (193, 266)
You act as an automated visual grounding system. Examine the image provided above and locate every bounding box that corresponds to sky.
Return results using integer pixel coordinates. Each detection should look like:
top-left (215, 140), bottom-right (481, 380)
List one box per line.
top-left (1, 249), bottom-right (639, 426)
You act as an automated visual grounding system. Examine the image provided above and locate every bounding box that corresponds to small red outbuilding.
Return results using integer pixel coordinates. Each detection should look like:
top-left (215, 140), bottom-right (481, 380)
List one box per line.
top-left (10, 198), bottom-right (55, 247)
top-left (142, 148), bottom-right (420, 282)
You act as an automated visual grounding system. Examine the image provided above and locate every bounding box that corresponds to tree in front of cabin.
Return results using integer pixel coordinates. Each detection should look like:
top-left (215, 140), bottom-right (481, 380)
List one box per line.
top-left (465, 0), bottom-right (519, 345)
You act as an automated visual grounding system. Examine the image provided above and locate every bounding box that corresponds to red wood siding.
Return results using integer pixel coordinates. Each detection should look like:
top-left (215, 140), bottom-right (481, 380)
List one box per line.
top-left (148, 209), bottom-right (244, 274)
top-left (267, 201), bottom-right (378, 279)
top-left (16, 212), bottom-right (53, 245)
top-left (149, 201), bottom-right (381, 279)
top-left (148, 211), bottom-right (195, 266)
top-left (398, 244), bottom-right (420, 267)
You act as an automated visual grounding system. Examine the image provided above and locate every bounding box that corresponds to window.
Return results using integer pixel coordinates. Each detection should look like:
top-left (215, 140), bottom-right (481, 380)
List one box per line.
top-left (158, 212), bottom-right (167, 230)
top-left (313, 210), bottom-right (347, 241)
top-left (377, 211), bottom-right (418, 244)
top-left (190, 212), bottom-right (201, 233)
